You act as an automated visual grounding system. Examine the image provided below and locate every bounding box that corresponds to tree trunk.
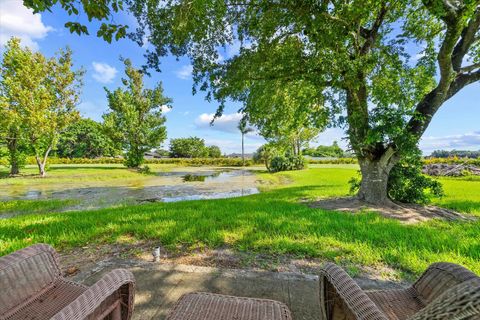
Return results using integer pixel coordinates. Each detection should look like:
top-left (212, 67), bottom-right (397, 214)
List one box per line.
top-left (356, 147), bottom-right (399, 205)
top-left (35, 156), bottom-right (46, 177)
top-left (357, 159), bottom-right (391, 204)
top-left (35, 146), bottom-right (51, 177)
top-left (7, 136), bottom-right (20, 175)
top-left (241, 133), bottom-right (245, 166)
top-left (10, 162), bottom-right (20, 175)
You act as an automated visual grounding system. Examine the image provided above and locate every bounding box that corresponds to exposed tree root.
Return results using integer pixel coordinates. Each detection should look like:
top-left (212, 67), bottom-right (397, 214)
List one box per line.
top-left (309, 197), bottom-right (474, 224)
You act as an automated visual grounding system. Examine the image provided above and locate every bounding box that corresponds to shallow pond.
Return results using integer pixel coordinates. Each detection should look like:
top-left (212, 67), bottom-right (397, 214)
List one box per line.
top-left (0, 167), bottom-right (259, 212)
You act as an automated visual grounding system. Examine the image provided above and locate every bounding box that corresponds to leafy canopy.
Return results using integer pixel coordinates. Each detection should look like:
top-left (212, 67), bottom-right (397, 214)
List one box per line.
top-left (169, 137), bottom-right (209, 158)
top-left (24, 0), bottom-right (128, 43)
top-left (0, 37), bottom-right (83, 175)
top-left (56, 118), bottom-right (120, 158)
top-left (103, 59), bottom-right (171, 168)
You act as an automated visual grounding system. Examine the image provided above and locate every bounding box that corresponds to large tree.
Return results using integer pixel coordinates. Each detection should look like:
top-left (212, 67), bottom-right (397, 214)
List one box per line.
top-left (169, 137), bottom-right (209, 158)
top-left (126, 0), bottom-right (480, 205)
top-left (56, 118), bottom-right (120, 158)
top-left (26, 0), bottom-right (480, 204)
top-left (104, 59), bottom-right (171, 168)
top-left (0, 38), bottom-right (82, 176)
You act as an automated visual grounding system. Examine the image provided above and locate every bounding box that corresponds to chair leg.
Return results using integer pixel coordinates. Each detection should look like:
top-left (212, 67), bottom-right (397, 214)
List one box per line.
top-left (111, 304), bottom-right (121, 320)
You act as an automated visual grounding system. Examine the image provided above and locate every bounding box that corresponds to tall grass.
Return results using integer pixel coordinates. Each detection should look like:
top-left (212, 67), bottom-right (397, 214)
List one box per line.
top-left (0, 166), bottom-right (479, 276)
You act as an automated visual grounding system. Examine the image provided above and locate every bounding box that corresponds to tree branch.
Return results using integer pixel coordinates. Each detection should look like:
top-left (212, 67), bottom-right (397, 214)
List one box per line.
top-left (460, 62), bottom-right (480, 73)
top-left (360, 1), bottom-right (390, 54)
top-left (452, 6), bottom-right (480, 71)
top-left (447, 69), bottom-right (480, 99)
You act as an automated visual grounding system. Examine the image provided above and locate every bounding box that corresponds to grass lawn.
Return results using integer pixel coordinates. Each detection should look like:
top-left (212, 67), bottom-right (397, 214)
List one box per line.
top-left (0, 164), bottom-right (479, 278)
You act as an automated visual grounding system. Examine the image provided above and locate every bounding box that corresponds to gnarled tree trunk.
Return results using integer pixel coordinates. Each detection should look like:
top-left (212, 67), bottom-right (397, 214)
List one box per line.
top-left (356, 149), bottom-right (400, 205)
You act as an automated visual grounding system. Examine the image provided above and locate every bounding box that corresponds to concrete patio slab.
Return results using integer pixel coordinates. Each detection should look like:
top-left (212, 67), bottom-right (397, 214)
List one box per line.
top-left (70, 259), bottom-right (405, 320)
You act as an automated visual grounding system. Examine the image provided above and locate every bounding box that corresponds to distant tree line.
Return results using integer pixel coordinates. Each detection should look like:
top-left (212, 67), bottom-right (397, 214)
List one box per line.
top-left (0, 38), bottom-right (171, 175)
top-left (169, 137), bottom-right (221, 158)
top-left (302, 141), bottom-right (345, 158)
top-left (430, 150), bottom-right (480, 159)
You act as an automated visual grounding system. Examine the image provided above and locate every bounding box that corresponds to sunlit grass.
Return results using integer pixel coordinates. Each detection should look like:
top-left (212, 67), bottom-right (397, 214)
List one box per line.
top-left (0, 165), bottom-right (479, 277)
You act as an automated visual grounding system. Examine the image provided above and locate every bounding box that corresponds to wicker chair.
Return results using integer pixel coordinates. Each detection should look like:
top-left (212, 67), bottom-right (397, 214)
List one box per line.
top-left (320, 262), bottom-right (480, 320)
top-left (166, 292), bottom-right (292, 320)
top-left (0, 244), bottom-right (135, 320)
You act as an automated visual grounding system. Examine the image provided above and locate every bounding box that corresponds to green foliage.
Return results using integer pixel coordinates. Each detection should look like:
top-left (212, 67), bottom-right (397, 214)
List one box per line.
top-left (137, 165), bottom-right (152, 175)
top-left (430, 150), bottom-right (480, 159)
top-left (1, 157), bottom-right (252, 167)
top-left (269, 154), bottom-right (306, 173)
top-left (388, 151), bottom-right (444, 204)
top-left (424, 158), bottom-right (480, 166)
top-left (253, 144), bottom-right (280, 171)
top-left (24, 0), bottom-right (128, 43)
top-left (56, 118), bottom-right (120, 158)
top-left (1, 165), bottom-right (479, 276)
top-left (103, 59), bottom-right (171, 168)
top-left (303, 141), bottom-right (344, 158)
top-left (349, 149), bottom-right (444, 204)
top-left (169, 137), bottom-right (209, 158)
top-left (0, 37), bottom-right (82, 176)
top-left (122, 0), bottom-right (479, 203)
top-left (207, 145), bottom-right (222, 158)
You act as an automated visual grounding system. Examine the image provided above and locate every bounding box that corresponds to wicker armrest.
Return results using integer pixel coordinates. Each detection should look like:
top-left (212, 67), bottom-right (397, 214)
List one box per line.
top-left (52, 269), bottom-right (135, 320)
top-left (320, 263), bottom-right (388, 320)
top-left (407, 278), bottom-right (480, 320)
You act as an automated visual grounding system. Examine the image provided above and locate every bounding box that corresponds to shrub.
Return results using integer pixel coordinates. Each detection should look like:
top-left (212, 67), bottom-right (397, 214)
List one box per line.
top-left (137, 165), bottom-right (152, 174)
top-left (350, 150), bottom-right (444, 204)
top-left (388, 152), bottom-right (444, 204)
top-left (269, 155), bottom-right (306, 172)
top-left (17, 156), bottom-right (252, 167)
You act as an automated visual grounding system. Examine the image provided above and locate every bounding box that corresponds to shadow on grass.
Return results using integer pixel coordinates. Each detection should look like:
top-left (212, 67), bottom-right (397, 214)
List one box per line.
top-left (1, 184), bottom-right (479, 276)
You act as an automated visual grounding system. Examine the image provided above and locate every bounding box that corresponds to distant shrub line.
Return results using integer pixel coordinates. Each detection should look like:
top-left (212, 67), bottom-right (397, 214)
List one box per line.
top-left (0, 157), bottom-right (253, 167)
top-left (1, 156), bottom-right (478, 168)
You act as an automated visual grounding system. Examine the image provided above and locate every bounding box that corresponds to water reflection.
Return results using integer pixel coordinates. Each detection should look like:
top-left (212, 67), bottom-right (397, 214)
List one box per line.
top-left (0, 168), bottom-right (260, 212)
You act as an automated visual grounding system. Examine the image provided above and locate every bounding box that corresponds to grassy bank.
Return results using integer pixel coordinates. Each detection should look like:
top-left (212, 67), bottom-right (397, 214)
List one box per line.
top-left (0, 165), bottom-right (479, 277)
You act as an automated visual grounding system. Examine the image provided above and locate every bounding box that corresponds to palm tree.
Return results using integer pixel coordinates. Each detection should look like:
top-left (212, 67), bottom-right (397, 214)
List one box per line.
top-left (237, 117), bottom-right (254, 166)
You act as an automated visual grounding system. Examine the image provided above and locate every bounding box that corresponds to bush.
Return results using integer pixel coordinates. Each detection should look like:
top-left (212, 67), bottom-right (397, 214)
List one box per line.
top-left (269, 155), bottom-right (306, 172)
top-left (307, 158), bottom-right (357, 164)
top-left (17, 156), bottom-right (252, 167)
top-left (388, 153), bottom-right (444, 204)
top-left (137, 165), bottom-right (152, 174)
top-left (349, 149), bottom-right (444, 204)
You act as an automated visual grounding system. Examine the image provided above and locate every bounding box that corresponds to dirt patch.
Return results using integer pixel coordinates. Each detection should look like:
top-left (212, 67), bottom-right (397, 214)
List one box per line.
top-left (59, 242), bottom-right (409, 290)
top-left (309, 197), bottom-right (474, 224)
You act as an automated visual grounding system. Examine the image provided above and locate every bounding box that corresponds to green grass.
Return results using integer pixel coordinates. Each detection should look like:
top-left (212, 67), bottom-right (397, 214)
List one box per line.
top-left (0, 165), bottom-right (479, 277)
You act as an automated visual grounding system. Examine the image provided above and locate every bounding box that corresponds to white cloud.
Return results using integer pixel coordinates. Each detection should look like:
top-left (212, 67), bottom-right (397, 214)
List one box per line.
top-left (175, 65), bottom-right (193, 80)
top-left (310, 128), bottom-right (349, 150)
top-left (195, 112), bottom-right (246, 134)
top-left (420, 131), bottom-right (480, 154)
top-left (0, 1), bottom-right (53, 50)
top-left (160, 105), bottom-right (172, 113)
top-left (92, 62), bottom-right (118, 84)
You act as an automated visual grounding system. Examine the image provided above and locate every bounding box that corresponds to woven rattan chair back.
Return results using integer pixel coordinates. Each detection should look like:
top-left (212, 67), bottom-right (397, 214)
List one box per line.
top-left (413, 262), bottom-right (479, 304)
top-left (0, 244), bottom-right (61, 314)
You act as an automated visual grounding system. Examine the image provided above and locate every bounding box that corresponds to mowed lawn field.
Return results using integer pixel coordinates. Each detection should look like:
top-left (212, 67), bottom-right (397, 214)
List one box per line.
top-left (0, 164), bottom-right (479, 277)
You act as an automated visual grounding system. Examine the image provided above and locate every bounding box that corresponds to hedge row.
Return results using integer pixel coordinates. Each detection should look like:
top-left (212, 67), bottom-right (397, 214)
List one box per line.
top-left (0, 157), bottom-right (253, 167)
top-left (423, 157), bottom-right (480, 166)
top-left (1, 156), bottom-right (478, 167)
top-left (307, 158), bottom-right (358, 164)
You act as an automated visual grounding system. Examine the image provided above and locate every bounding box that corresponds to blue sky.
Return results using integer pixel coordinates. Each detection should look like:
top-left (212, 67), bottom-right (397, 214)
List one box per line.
top-left (1, 1), bottom-right (479, 155)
